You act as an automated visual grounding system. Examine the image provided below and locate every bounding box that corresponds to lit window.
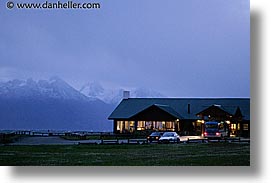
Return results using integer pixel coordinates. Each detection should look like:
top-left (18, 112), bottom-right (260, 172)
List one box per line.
top-left (130, 121), bottom-right (135, 127)
top-left (231, 124), bottom-right (236, 130)
top-left (137, 121), bottom-right (145, 130)
top-left (117, 121), bottom-right (124, 133)
top-left (165, 121), bottom-right (175, 130)
top-left (237, 123), bottom-right (241, 130)
top-left (243, 124), bottom-right (249, 130)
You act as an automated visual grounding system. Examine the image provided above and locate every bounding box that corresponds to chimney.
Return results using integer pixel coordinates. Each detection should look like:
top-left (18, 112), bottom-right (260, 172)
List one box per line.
top-left (187, 104), bottom-right (190, 114)
top-left (123, 91), bottom-right (130, 99)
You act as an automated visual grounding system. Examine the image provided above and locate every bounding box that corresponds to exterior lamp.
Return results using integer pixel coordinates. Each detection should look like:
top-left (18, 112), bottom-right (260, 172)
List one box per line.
top-left (197, 120), bottom-right (205, 124)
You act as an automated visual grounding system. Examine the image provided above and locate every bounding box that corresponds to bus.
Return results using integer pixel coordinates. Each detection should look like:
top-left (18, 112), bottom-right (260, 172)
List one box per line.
top-left (203, 121), bottom-right (229, 139)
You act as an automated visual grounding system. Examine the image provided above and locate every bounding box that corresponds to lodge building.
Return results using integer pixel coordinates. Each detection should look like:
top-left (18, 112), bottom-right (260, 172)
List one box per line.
top-left (108, 93), bottom-right (250, 137)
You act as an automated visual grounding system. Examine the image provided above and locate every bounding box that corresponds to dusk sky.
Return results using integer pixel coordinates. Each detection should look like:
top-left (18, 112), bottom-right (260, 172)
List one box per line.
top-left (0, 0), bottom-right (250, 97)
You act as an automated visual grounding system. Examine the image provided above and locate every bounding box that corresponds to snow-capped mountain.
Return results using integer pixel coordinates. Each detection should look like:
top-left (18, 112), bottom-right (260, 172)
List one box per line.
top-left (0, 76), bottom-right (87, 100)
top-left (0, 78), bottom-right (165, 103)
top-left (79, 81), bottom-right (165, 104)
top-left (0, 77), bottom-right (114, 131)
top-left (0, 77), bottom-right (165, 131)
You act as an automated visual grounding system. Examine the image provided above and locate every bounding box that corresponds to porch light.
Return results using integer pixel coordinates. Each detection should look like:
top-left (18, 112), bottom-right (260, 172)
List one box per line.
top-left (197, 120), bottom-right (205, 124)
top-left (176, 119), bottom-right (179, 122)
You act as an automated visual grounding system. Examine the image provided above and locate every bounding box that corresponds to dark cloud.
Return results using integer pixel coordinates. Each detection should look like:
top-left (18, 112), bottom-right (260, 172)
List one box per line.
top-left (0, 0), bottom-right (250, 97)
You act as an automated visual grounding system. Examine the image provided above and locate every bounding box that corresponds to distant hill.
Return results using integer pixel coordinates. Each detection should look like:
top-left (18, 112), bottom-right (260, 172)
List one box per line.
top-left (0, 77), bottom-right (114, 131)
top-left (0, 77), bottom-right (164, 131)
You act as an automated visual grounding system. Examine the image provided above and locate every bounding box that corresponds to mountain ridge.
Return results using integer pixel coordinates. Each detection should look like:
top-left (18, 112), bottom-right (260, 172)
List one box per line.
top-left (79, 81), bottom-right (165, 104)
top-left (0, 77), bottom-right (165, 131)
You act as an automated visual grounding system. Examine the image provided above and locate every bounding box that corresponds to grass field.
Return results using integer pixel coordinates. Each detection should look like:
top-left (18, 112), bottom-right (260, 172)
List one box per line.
top-left (0, 143), bottom-right (250, 166)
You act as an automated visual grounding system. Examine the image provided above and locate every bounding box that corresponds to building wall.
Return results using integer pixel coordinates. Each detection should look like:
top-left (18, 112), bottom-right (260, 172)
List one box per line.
top-left (113, 120), bottom-right (178, 134)
top-left (113, 119), bottom-right (250, 137)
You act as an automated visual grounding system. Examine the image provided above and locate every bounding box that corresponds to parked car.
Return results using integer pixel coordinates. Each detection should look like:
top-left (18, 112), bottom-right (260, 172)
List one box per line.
top-left (159, 132), bottom-right (180, 143)
top-left (147, 131), bottom-right (164, 143)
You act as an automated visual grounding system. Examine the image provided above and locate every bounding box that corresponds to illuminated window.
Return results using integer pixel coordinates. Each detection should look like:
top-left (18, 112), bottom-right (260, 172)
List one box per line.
top-left (231, 124), bottom-right (236, 130)
top-left (145, 121), bottom-right (153, 130)
top-left (165, 121), bottom-right (175, 129)
top-left (137, 121), bottom-right (145, 130)
top-left (243, 124), bottom-right (249, 130)
top-left (137, 121), bottom-right (145, 128)
top-left (125, 121), bottom-right (129, 131)
top-left (117, 121), bottom-right (124, 133)
top-left (156, 121), bottom-right (163, 130)
top-left (129, 121), bottom-right (135, 132)
top-left (116, 121), bottom-right (121, 130)
top-left (237, 123), bottom-right (241, 130)
top-left (129, 121), bottom-right (135, 127)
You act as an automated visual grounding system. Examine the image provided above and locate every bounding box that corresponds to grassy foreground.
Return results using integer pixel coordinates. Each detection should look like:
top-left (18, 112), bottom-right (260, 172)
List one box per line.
top-left (0, 143), bottom-right (250, 166)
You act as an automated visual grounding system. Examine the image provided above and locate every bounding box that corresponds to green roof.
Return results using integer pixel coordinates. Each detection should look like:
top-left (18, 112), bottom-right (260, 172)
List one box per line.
top-left (108, 98), bottom-right (250, 120)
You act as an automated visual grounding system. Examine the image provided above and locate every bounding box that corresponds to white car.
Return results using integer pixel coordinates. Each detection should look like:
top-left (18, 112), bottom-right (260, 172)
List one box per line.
top-left (159, 132), bottom-right (180, 143)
